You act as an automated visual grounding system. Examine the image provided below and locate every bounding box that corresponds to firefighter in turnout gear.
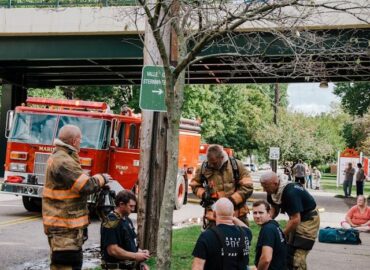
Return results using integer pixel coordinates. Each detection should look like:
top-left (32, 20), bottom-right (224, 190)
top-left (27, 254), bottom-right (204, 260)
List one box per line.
top-left (100, 190), bottom-right (150, 270)
top-left (260, 172), bottom-right (320, 270)
top-left (42, 124), bottom-right (111, 270)
top-left (190, 144), bottom-right (253, 228)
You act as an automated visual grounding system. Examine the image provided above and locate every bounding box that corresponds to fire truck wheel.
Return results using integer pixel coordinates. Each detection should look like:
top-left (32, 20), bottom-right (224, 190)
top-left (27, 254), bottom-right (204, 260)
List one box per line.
top-left (22, 196), bottom-right (41, 212)
top-left (175, 175), bottom-right (186, 210)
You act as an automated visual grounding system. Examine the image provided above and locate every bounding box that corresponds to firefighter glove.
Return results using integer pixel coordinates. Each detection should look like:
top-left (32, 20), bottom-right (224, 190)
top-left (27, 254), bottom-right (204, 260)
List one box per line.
top-left (101, 173), bottom-right (112, 185)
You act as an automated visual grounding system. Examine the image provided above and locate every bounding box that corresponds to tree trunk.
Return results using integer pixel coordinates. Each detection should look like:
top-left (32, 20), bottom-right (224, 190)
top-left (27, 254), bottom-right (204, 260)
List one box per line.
top-left (156, 72), bottom-right (185, 269)
top-left (137, 4), bottom-right (171, 253)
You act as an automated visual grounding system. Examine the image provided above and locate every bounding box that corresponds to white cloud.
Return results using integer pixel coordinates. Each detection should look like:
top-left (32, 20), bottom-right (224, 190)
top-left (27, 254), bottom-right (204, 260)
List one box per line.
top-left (287, 83), bottom-right (340, 115)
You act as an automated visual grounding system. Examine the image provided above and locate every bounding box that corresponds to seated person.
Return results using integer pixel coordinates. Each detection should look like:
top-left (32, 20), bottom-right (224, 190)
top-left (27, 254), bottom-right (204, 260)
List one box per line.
top-left (341, 195), bottom-right (370, 232)
top-left (101, 190), bottom-right (150, 270)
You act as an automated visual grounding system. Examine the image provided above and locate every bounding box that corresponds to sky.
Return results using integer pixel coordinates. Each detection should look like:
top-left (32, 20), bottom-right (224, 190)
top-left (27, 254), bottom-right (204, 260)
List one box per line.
top-left (287, 83), bottom-right (340, 115)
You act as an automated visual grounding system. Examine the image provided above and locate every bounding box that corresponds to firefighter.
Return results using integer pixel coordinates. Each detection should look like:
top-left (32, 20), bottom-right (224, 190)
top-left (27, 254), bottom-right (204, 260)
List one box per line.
top-left (100, 190), bottom-right (150, 270)
top-left (42, 124), bottom-right (111, 270)
top-left (260, 171), bottom-right (320, 270)
top-left (190, 144), bottom-right (253, 228)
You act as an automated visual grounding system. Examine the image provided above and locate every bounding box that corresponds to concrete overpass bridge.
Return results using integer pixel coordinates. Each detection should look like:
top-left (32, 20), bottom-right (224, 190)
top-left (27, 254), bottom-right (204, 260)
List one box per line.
top-left (0, 4), bottom-right (368, 87)
top-left (0, 3), bottom-right (369, 174)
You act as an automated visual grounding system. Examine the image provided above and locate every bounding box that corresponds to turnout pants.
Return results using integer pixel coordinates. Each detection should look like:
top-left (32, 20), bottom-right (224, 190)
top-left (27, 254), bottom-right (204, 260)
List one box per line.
top-left (46, 228), bottom-right (84, 270)
top-left (288, 210), bottom-right (320, 270)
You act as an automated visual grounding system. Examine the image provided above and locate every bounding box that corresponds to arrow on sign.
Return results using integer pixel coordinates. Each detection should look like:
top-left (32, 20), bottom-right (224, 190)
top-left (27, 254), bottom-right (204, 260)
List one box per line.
top-left (152, 89), bottom-right (163, 95)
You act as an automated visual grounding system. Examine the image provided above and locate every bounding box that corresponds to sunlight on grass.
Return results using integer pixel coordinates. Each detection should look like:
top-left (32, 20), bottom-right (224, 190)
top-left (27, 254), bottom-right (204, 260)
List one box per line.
top-left (321, 174), bottom-right (370, 195)
top-left (147, 220), bottom-right (287, 270)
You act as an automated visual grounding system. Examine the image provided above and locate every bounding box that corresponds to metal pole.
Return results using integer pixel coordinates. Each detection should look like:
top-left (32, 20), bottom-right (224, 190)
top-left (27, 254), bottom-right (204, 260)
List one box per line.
top-left (274, 83), bottom-right (279, 125)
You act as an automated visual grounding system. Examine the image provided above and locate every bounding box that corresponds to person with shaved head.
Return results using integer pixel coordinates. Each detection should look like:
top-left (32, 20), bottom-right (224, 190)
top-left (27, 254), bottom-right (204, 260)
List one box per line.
top-left (260, 172), bottom-right (319, 270)
top-left (43, 124), bottom-right (111, 270)
top-left (192, 198), bottom-right (252, 270)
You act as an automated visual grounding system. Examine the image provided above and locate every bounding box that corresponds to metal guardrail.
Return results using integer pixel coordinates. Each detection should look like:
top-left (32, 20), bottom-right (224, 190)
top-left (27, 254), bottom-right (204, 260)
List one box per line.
top-left (0, 0), bottom-right (137, 8)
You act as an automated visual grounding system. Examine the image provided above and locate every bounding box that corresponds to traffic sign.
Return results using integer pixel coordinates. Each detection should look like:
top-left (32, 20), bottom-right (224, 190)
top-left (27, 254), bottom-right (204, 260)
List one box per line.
top-left (269, 147), bottom-right (280, 160)
top-left (139, 65), bottom-right (167, 112)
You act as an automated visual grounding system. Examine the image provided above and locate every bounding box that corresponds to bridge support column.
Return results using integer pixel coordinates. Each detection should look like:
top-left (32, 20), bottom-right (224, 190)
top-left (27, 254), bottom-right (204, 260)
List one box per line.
top-left (0, 84), bottom-right (27, 176)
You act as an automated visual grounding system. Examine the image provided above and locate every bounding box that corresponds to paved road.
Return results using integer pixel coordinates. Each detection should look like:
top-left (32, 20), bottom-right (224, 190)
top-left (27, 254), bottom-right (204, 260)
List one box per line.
top-left (1, 177), bottom-right (369, 269)
top-left (0, 194), bottom-right (205, 270)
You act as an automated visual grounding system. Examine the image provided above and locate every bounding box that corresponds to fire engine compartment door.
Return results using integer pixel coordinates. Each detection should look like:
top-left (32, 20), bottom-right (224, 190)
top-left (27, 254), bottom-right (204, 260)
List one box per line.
top-left (109, 121), bottom-right (140, 190)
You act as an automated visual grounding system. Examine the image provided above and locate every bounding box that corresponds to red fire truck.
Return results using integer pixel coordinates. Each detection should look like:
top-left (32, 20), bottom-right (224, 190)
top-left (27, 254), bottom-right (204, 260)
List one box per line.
top-left (0, 97), bottom-right (201, 211)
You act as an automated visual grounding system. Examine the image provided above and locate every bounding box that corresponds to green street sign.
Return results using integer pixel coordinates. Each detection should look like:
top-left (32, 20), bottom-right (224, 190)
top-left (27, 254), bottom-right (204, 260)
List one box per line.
top-left (139, 65), bottom-right (167, 112)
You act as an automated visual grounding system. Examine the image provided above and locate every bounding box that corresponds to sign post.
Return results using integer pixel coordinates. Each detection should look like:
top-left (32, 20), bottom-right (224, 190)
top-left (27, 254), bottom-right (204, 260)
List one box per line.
top-left (139, 65), bottom-right (167, 112)
top-left (269, 147), bottom-right (280, 173)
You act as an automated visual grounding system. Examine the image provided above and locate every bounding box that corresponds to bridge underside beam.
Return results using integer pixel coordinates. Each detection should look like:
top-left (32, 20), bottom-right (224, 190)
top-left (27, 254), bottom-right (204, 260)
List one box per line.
top-left (0, 29), bottom-right (368, 87)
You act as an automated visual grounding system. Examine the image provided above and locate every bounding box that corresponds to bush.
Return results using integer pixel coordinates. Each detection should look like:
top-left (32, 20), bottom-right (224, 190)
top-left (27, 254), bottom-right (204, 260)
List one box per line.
top-left (318, 164), bottom-right (330, 173)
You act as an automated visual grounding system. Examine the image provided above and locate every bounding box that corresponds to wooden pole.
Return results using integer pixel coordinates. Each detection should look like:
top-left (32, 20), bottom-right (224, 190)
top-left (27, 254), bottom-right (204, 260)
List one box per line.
top-left (137, 2), bottom-right (171, 254)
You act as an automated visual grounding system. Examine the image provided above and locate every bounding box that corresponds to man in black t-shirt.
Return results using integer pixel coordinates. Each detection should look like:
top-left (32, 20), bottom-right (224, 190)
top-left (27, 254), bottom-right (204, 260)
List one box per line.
top-left (100, 190), bottom-right (150, 270)
top-left (192, 198), bottom-right (252, 270)
top-left (260, 172), bottom-right (320, 270)
top-left (253, 200), bottom-right (287, 270)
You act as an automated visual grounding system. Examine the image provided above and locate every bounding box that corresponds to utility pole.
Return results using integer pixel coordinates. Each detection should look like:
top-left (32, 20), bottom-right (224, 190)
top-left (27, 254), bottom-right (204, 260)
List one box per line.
top-left (137, 1), bottom-right (171, 253)
top-left (271, 83), bottom-right (279, 173)
top-left (274, 83), bottom-right (279, 125)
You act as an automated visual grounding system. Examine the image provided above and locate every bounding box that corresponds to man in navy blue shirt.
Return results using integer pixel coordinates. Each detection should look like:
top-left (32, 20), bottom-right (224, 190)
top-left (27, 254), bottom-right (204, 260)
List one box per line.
top-left (192, 198), bottom-right (252, 270)
top-left (100, 190), bottom-right (150, 270)
top-left (253, 200), bottom-right (287, 270)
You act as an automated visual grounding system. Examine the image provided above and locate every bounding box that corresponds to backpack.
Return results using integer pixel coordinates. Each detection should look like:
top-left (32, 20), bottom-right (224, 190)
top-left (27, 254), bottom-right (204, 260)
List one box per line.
top-left (318, 227), bottom-right (361, 245)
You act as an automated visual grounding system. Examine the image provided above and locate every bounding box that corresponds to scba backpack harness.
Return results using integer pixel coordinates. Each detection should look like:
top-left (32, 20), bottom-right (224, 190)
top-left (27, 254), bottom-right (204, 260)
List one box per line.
top-left (200, 157), bottom-right (240, 228)
top-left (200, 157), bottom-right (240, 195)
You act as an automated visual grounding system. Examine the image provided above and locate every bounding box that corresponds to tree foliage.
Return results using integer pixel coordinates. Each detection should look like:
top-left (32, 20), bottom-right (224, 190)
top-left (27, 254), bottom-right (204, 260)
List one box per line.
top-left (61, 85), bottom-right (134, 114)
top-left (28, 88), bottom-right (66, 99)
top-left (182, 84), bottom-right (273, 156)
top-left (132, 1), bottom-right (369, 268)
top-left (342, 111), bottom-right (370, 155)
top-left (334, 82), bottom-right (370, 117)
top-left (256, 110), bottom-right (348, 165)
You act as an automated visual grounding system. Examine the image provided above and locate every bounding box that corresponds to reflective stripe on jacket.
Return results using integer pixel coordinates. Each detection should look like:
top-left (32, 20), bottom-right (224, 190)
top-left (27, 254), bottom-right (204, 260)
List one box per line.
top-left (190, 159), bottom-right (253, 206)
top-left (42, 146), bottom-right (104, 230)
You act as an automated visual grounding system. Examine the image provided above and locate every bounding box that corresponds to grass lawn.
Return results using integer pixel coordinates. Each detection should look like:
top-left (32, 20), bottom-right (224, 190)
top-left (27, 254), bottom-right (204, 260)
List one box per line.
top-left (146, 220), bottom-right (287, 270)
top-left (321, 173), bottom-right (370, 196)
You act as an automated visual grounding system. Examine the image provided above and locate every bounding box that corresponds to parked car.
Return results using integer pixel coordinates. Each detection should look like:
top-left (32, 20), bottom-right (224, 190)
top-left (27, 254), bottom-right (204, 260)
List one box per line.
top-left (244, 163), bottom-right (258, 172)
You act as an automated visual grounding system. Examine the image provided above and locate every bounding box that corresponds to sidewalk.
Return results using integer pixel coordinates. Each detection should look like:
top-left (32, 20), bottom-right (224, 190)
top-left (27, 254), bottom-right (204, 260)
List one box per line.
top-left (190, 189), bottom-right (370, 269)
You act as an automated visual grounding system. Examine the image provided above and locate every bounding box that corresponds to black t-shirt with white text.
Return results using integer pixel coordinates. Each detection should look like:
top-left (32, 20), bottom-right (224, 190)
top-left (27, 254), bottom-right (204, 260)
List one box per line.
top-left (192, 224), bottom-right (252, 270)
top-left (255, 220), bottom-right (287, 270)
